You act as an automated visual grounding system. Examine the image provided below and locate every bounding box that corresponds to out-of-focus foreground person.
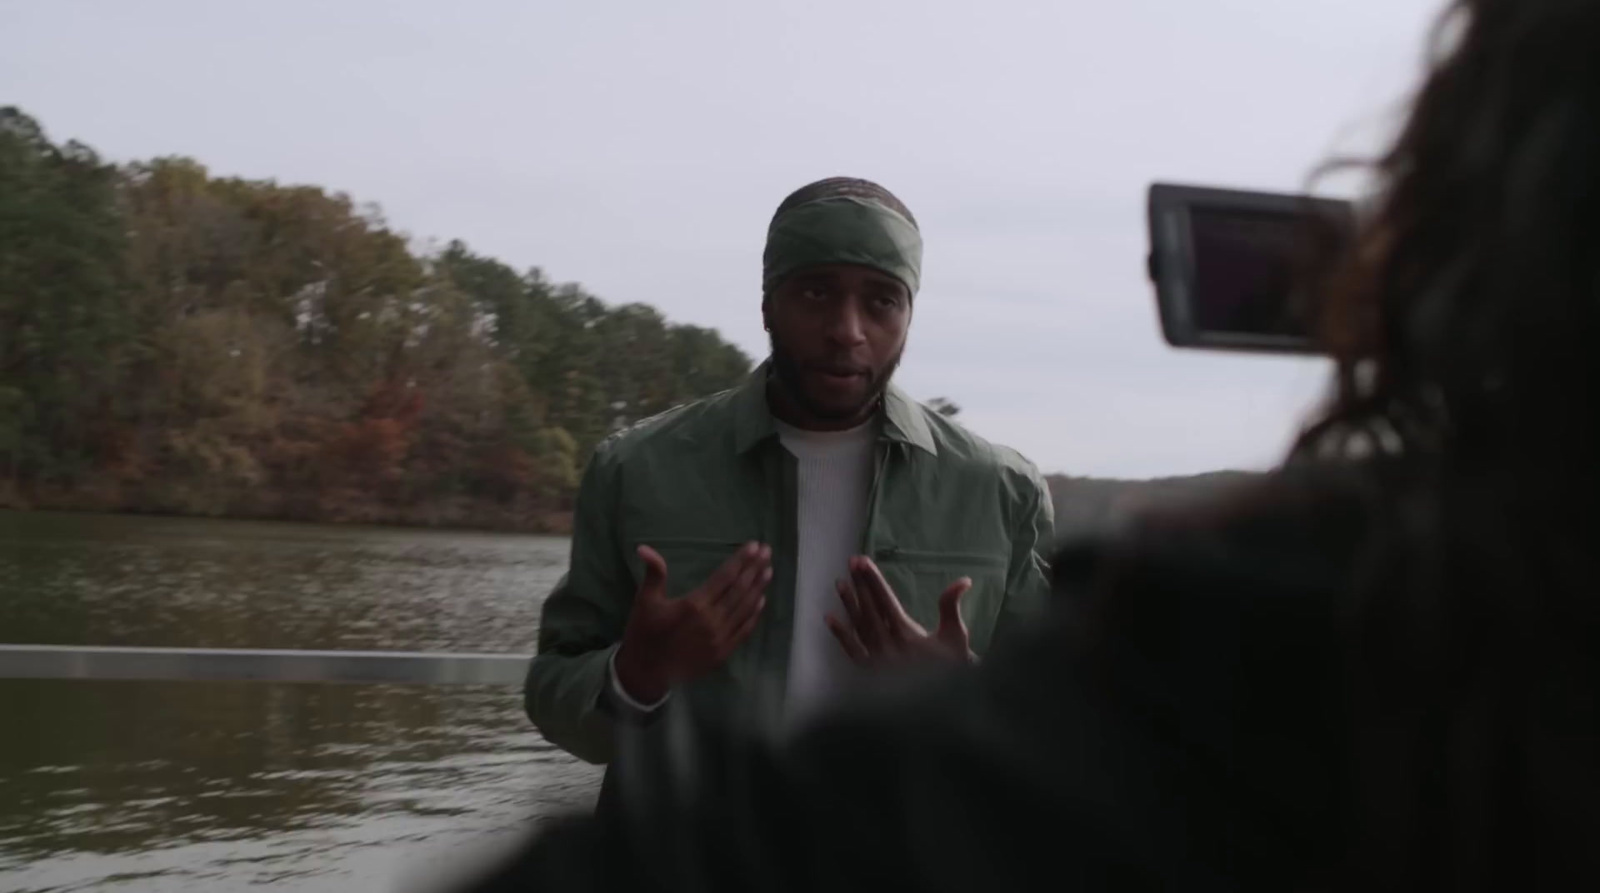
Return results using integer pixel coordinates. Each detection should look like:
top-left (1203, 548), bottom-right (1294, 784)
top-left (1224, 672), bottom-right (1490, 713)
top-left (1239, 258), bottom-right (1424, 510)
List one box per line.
top-left (450, 0), bottom-right (1600, 888)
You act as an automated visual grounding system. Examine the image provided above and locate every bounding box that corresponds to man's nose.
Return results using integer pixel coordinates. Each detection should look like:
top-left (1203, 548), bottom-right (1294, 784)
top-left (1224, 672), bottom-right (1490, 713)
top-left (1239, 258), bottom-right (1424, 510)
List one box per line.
top-left (826, 300), bottom-right (868, 346)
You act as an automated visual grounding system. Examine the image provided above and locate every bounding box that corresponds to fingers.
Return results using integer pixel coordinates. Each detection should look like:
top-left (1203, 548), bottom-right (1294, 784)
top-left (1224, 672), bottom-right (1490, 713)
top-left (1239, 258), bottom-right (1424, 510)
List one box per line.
top-left (850, 557), bottom-right (910, 621)
top-left (937, 577), bottom-right (971, 626)
top-left (721, 567), bottom-right (770, 635)
top-left (700, 542), bottom-right (765, 601)
top-left (636, 545), bottom-right (669, 603)
top-left (936, 577), bottom-right (973, 649)
top-left (710, 543), bottom-right (772, 609)
top-left (709, 575), bottom-right (767, 666)
top-left (849, 556), bottom-right (913, 641)
top-left (837, 576), bottom-right (887, 653)
top-left (826, 613), bottom-right (870, 664)
top-left (724, 593), bottom-right (767, 653)
top-left (706, 545), bottom-right (770, 659)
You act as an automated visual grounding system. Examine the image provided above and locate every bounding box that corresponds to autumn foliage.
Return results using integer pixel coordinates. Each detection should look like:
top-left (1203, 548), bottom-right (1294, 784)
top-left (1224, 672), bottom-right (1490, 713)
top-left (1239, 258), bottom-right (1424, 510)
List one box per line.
top-left (0, 108), bottom-right (752, 531)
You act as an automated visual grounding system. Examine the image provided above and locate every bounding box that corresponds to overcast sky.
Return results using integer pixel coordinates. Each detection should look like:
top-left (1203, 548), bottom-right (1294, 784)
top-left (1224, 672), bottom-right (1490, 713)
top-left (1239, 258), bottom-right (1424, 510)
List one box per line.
top-left (3, 0), bottom-right (1446, 478)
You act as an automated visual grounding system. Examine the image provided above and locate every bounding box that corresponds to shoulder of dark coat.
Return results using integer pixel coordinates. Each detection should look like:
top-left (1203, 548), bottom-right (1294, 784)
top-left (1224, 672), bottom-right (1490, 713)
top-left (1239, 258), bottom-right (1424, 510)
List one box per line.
top-left (1049, 461), bottom-right (1380, 609)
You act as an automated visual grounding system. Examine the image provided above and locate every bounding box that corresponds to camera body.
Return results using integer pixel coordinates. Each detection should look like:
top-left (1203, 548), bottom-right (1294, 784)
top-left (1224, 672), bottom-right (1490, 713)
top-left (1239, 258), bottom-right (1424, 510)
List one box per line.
top-left (1146, 182), bottom-right (1357, 355)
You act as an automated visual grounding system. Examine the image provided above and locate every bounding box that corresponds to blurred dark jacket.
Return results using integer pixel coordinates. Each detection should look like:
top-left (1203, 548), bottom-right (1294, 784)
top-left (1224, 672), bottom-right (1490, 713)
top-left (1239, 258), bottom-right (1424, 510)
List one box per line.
top-left (452, 466), bottom-right (1372, 892)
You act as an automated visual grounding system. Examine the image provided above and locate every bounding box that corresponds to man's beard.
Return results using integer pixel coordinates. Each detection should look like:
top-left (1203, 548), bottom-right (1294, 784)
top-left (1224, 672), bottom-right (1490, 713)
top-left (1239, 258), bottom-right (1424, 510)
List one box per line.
top-left (767, 332), bottom-right (903, 423)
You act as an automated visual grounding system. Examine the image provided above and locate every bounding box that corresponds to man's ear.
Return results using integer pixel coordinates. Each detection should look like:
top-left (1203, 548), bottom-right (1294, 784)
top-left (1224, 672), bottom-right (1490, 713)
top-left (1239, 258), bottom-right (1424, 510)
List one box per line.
top-left (761, 296), bottom-right (772, 332)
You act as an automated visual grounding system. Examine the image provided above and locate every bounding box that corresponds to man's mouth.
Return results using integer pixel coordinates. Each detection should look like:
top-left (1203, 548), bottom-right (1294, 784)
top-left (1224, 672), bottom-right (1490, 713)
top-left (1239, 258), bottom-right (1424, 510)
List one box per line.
top-left (815, 367), bottom-right (867, 383)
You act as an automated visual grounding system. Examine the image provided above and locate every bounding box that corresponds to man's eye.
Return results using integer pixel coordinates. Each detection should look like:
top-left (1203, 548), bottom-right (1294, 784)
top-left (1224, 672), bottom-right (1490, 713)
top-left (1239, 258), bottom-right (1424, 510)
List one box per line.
top-left (801, 288), bottom-right (827, 301)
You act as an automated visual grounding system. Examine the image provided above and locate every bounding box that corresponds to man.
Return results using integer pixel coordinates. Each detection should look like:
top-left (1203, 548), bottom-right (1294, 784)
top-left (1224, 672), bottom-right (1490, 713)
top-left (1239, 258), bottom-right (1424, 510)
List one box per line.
top-left (523, 176), bottom-right (1054, 768)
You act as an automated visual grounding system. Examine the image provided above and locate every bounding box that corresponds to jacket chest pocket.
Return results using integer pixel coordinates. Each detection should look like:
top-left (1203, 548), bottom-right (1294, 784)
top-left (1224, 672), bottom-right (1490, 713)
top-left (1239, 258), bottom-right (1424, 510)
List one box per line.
top-left (870, 548), bottom-right (1010, 653)
top-left (629, 537), bottom-right (750, 600)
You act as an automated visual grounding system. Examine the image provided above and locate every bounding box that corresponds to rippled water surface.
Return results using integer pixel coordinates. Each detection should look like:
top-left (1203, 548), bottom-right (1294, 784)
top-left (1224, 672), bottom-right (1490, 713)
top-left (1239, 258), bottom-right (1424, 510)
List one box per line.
top-left (0, 510), bottom-right (601, 892)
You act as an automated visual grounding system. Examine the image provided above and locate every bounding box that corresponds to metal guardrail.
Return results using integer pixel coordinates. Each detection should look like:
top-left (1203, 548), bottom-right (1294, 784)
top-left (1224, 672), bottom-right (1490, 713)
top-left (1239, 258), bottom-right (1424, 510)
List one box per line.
top-left (0, 644), bottom-right (532, 685)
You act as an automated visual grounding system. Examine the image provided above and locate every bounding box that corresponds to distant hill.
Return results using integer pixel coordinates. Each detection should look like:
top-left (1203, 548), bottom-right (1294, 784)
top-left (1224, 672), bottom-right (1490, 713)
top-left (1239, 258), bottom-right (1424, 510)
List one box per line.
top-left (1047, 471), bottom-right (1261, 542)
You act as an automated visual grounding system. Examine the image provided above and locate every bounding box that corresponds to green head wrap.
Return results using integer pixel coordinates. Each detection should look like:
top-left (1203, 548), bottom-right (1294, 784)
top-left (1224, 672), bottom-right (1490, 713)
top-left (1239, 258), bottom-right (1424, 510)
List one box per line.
top-left (762, 195), bottom-right (923, 298)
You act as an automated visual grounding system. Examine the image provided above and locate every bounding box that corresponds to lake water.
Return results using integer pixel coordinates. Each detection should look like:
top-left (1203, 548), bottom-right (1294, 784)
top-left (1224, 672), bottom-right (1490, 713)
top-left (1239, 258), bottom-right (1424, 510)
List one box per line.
top-left (0, 510), bottom-right (602, 892)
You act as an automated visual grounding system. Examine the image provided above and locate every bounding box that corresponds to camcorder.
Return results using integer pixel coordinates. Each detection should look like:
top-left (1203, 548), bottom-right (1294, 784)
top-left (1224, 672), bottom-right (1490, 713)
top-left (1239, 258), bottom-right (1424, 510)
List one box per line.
top-left (1146, 182), bottom-right (1358, 355)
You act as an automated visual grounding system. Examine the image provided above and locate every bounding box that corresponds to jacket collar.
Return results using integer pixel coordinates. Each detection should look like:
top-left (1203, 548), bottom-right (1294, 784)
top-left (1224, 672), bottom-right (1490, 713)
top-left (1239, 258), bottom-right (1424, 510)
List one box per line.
top-left (733, 360), bottom-right (938, 457)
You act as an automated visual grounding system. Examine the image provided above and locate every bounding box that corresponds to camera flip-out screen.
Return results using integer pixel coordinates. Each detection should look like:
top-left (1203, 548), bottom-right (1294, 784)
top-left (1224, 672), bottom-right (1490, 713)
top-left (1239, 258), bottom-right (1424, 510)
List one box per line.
top-left (1147, 182), bottom-right (1356, 354)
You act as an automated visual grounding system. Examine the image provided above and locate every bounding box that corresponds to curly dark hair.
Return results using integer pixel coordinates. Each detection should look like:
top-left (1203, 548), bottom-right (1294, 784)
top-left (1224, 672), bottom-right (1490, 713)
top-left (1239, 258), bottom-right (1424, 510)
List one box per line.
top-left (1298, 0), bottom-right (1600, 887)
top-left (769, 177), bottom-right (919, 229)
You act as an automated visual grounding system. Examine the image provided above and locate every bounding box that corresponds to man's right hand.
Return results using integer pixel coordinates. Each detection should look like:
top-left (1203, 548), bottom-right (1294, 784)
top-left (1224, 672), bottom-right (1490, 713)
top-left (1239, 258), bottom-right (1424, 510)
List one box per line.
top-left (613, 542), bottom-right (772, 705)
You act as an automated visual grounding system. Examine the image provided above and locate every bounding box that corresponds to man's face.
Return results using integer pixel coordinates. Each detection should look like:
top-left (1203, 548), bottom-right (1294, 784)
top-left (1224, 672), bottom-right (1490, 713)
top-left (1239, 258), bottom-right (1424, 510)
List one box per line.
top-left (764, 263), bottom-right (912, 428)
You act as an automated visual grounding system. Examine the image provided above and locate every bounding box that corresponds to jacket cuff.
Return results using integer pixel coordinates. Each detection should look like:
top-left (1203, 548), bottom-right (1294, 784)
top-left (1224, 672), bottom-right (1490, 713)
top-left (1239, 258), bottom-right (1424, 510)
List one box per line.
top-left (607, 647), bottom-right (670, 716)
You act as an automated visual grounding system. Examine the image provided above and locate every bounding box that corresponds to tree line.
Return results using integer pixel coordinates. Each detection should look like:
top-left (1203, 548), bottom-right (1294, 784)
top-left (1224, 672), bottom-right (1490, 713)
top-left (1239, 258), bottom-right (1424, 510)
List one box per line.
top-left (0, 107), bottom-right (752, 531)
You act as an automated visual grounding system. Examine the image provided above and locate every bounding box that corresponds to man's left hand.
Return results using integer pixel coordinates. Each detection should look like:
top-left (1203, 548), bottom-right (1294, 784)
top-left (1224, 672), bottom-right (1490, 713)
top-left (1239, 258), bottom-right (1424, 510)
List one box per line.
top-left (825, 556), bottom-right (977, 666)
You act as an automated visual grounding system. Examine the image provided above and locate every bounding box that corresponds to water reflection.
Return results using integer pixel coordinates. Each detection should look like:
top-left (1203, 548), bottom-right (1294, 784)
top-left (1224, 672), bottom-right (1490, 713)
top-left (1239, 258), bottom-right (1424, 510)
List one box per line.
top-left (0, 510), bottom-right (568, 652)
top-left (0, 511), bottom-right (598, 891)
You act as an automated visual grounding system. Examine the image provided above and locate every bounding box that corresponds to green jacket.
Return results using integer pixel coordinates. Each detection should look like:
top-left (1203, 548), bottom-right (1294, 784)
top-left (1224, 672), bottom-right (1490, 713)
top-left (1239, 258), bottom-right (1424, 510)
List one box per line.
top-left (523, 363), bottom-right (1055, 764)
